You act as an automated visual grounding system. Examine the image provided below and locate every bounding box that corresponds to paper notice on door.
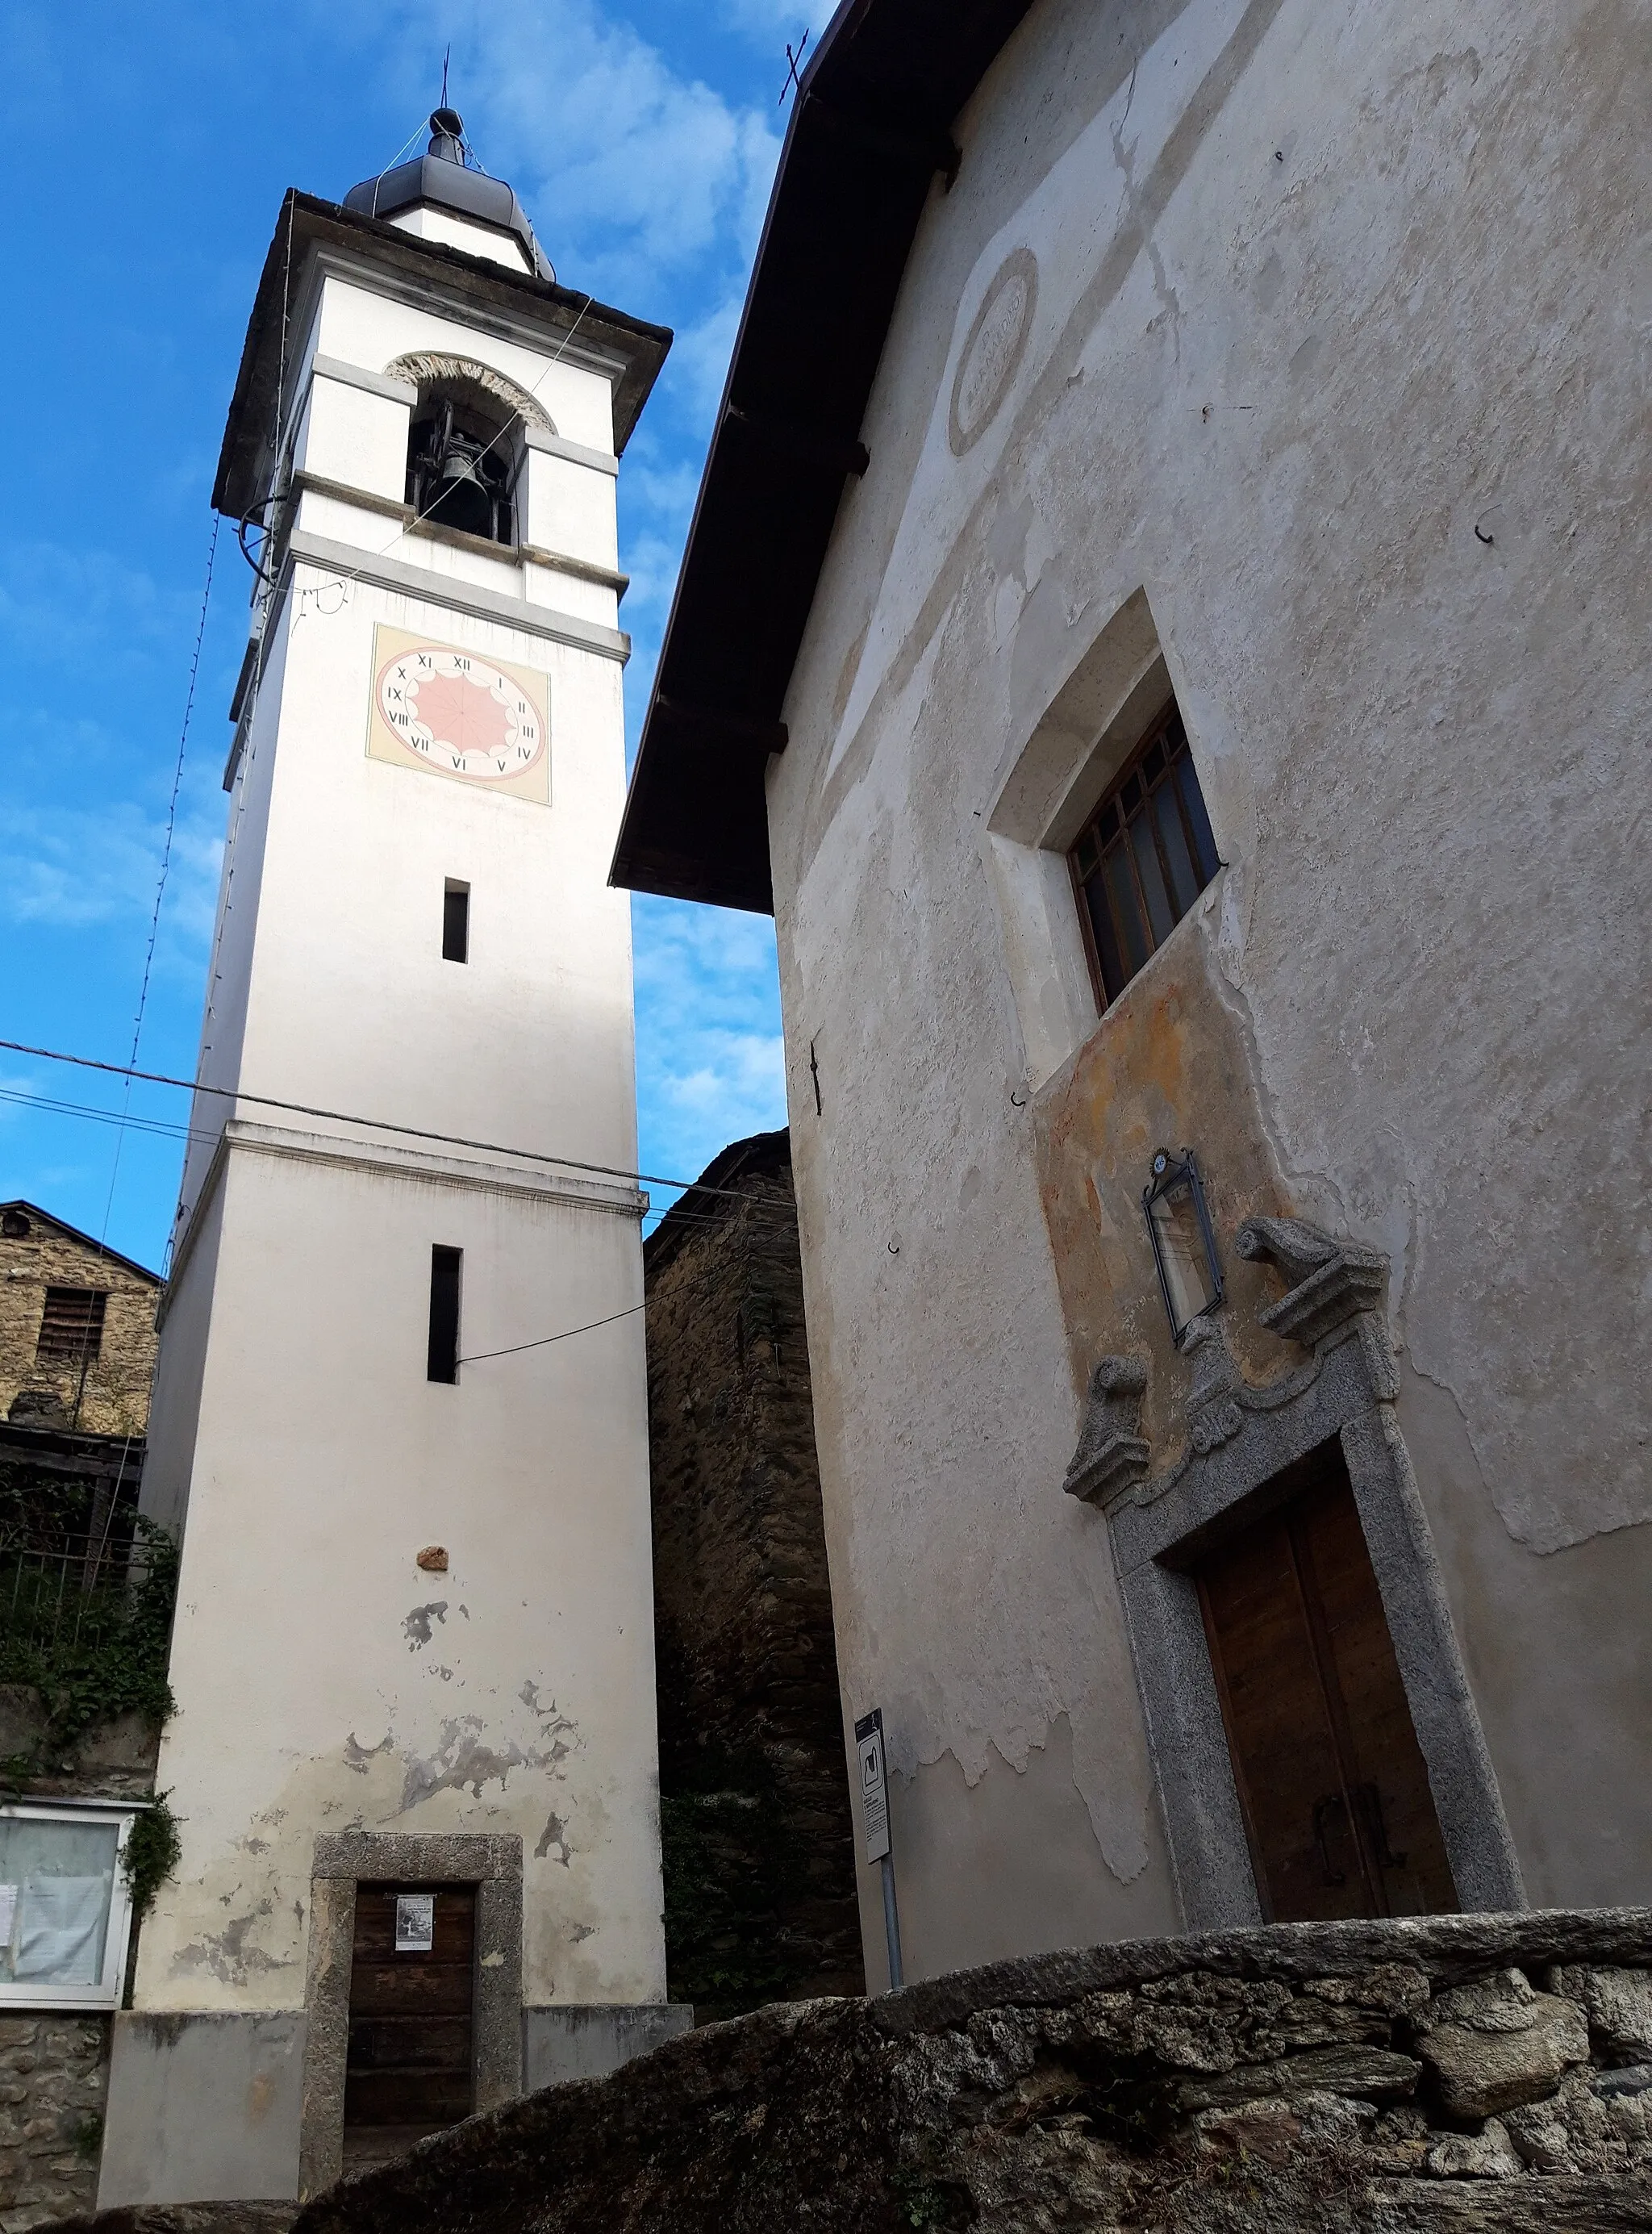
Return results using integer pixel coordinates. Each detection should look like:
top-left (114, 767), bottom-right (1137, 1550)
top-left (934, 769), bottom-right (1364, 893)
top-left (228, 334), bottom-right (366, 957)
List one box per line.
top-left (0, 1885), bottom-right (16, 1950)
top-left (394, 1894), bottom-right (435, 1952)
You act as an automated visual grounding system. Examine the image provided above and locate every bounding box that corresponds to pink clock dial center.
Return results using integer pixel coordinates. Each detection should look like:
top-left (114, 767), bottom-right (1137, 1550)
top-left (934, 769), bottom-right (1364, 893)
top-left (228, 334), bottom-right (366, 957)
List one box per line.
top-left (409, 669), bottom-right (511, 758)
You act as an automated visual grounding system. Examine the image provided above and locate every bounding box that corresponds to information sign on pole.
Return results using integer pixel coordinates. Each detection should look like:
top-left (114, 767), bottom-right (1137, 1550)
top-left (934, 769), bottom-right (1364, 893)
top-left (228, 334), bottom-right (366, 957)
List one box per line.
top-left (855, 1708), bottom-right (891, 1863)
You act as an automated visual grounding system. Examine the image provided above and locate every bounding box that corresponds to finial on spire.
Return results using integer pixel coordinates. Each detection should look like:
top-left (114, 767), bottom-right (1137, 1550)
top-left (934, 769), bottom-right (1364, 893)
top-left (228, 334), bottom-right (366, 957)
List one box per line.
top-left (428, 107), bottom-right (465, 164)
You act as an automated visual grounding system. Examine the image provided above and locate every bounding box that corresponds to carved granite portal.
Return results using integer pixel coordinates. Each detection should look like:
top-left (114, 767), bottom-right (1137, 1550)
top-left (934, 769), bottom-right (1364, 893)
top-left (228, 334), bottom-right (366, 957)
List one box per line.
top-left (1065, 1218), bottom-right (1523, 1931)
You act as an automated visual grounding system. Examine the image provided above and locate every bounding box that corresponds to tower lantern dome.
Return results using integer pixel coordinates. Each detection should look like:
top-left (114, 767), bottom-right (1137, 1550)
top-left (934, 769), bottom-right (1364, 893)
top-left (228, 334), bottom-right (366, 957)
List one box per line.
top-left (342, 108), bottom-right (556, 282)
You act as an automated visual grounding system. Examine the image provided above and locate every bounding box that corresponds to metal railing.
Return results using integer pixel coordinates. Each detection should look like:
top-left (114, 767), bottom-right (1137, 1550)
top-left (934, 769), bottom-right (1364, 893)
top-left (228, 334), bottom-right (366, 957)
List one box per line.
top-left (0, 1530), bottom-right (156, 1660)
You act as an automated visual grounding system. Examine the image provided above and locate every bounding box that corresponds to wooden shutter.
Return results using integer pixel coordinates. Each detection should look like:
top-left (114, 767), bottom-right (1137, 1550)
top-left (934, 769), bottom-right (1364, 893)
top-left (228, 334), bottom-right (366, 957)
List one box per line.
top-left (1190, 1445), bottom-right (1457, 1923)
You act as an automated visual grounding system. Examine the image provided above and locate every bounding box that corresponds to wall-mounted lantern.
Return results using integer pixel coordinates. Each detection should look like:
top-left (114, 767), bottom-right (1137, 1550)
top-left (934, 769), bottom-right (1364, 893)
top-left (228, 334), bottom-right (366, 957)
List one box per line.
top-left (1142, 1148), bottom-right (1224, 1346)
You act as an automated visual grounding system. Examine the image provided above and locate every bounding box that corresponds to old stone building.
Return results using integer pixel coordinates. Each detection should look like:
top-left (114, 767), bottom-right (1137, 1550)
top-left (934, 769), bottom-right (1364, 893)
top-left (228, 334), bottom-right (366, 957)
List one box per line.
top-left (0, 1205), bottom-right (159, 1441)
top-left (2, 1209), bottom-right (166, 2232)
top-left (614, 0), bottom-right (1651, 1994)
top-left (645, 1131), bottom-right (861, 2019)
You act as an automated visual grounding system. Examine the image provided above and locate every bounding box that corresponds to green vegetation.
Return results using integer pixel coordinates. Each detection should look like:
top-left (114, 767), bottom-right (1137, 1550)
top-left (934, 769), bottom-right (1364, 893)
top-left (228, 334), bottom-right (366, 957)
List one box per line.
top-left (0, 1515), bottom-right (178, 1779)
top-left (121, 1791), bottom-right (182, 1921)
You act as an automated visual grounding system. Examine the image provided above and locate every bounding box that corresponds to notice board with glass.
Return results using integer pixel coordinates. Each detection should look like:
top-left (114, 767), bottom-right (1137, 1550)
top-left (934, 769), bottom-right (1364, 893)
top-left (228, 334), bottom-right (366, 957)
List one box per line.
top-left (0, 1802), bottom-right (139, 2010)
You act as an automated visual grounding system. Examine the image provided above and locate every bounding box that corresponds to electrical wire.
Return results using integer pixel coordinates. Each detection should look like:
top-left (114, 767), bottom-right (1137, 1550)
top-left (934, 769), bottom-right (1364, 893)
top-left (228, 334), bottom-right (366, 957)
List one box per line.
top-left (457, 1301), bottom-right (645, 1366)
top-left (0, 1035), bottom-right (797, 1217)
top-left (94, 514), bottom-right (220, 1246)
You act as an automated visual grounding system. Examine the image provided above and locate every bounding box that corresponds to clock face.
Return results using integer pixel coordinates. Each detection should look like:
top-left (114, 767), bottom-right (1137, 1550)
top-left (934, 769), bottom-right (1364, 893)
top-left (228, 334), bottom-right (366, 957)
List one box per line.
top-left (375, 644), bottom-right (546, 784)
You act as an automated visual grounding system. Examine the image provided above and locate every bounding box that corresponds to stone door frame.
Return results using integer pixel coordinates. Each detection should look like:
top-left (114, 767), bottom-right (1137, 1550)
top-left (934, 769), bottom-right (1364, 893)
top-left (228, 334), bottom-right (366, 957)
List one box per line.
top-left (1063, 1217), bottom-right (1524, 1931)
top-left (298, 1831), bottom-right (523, 2199)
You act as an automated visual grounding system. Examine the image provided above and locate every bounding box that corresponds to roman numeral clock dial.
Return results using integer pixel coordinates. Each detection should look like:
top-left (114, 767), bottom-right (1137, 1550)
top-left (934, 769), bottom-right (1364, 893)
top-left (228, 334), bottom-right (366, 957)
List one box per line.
top-left (365, 628), bottom-right (551, 803)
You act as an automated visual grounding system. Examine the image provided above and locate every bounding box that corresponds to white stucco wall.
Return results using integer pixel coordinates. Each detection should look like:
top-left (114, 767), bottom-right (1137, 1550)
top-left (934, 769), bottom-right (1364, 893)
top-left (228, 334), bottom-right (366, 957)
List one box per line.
top-left (140, 1136), bottom-right (660, 2010)
top-left (766, 0), bottom-right (1650, 1981)
top-left (139, 239), bottom-right (665, 2011)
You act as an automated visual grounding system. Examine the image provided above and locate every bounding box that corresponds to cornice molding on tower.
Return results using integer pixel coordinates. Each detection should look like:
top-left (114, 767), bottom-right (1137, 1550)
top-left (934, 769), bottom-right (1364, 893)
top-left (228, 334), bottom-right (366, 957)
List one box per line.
top-left (285, 529), bottom-right (631, 662)
top-left (164, 1118), bottom-right (645, 1317)
top-left (307, 353), bottom-right (419, 407)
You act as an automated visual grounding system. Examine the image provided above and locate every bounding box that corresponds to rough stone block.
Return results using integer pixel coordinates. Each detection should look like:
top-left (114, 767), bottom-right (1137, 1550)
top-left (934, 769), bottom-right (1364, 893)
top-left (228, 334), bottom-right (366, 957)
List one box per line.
top-left (1426, 2120), bottom-right (1524, 2178)
top-left (1552, 1968), bottom-right (1652, 2063)
top-left (1503, 2098), bottom-right (1574, 2171)
top-left (1418, 1973), bottom-right (1589, 2119)
top-left (1180, 2044), bottom-right (1420, 2109)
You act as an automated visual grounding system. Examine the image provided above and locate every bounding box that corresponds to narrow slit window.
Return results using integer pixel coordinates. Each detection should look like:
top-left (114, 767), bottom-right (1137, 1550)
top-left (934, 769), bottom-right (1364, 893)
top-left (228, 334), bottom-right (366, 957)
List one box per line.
top-left (1070, 700), bottom-right (1220, 1009)
top-left (37, 1287), bottom-right (108, 1365)
top-left (428, 1246), bottom-right (462, 1384)
top-left (442, 881), bottom-right (470, 965)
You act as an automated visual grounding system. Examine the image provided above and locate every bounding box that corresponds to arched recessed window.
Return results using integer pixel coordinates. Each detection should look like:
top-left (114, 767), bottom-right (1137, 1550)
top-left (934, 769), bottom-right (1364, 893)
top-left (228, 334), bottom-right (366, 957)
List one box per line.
top-left (406, 387), bottom-right (517, 548)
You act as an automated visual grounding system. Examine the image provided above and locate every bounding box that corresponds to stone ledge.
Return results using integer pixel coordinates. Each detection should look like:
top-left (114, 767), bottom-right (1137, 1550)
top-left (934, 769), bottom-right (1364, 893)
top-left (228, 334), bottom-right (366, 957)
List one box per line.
top-left (874, 1908), bottom-right (1652, 2037)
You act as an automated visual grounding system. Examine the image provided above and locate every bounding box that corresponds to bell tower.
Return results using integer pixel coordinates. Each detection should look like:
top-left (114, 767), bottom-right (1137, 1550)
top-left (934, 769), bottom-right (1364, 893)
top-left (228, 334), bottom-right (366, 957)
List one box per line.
top-left (98, 119), bottom-right (680, 2207)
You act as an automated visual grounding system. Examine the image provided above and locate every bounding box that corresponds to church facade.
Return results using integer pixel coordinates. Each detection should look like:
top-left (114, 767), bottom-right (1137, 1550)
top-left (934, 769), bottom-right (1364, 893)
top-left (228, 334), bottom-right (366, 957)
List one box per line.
top-left (98, 117), bottom-right (682, 2205)
top-left (615, 1), bottom-right (1650, 1987)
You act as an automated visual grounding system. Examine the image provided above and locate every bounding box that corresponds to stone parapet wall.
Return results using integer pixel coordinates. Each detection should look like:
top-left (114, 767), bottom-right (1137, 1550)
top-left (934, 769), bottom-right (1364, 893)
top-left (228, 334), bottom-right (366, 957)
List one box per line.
top-left (0, 2016), bottom-right (109, 2234)
top-left (265, 1907), bottom-right (1652, 2231)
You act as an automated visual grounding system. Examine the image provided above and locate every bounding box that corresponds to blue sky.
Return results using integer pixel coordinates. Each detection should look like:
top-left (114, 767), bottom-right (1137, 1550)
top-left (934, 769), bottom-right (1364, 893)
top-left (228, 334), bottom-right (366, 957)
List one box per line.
top-left (2, 0), bottom-right (804, 1268)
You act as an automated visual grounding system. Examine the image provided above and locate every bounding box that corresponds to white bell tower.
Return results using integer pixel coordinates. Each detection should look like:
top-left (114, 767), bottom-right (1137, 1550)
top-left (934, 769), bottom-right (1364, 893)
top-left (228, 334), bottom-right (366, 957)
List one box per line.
top-left (99, 115), bottom-right (681, 2207)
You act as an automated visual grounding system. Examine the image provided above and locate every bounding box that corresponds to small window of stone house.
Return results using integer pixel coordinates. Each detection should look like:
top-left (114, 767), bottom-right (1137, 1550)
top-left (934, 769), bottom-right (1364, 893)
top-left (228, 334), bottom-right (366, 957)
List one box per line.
top-left (407, 389), bottom-right (517, 547)
top-left (36, 1287), bottom-right (107, 1365)
top-left (1069, 699), bottom-right (1220, 1007)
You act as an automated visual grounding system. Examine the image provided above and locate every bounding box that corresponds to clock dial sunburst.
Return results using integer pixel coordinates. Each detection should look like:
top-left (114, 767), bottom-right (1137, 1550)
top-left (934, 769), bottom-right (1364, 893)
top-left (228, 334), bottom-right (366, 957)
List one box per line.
top-left (377, 646), bottom-right (544, 780)
top-left (366, 631), bottom-right (551, 801)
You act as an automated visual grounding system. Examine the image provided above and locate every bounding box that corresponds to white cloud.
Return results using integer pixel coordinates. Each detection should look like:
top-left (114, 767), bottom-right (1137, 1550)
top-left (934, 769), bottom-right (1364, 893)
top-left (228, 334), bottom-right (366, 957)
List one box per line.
top-left (716, 0), bottom-right (812, 46)
top-left (660, 1029), bottom-right (786, 1119)
top-left (0, 793), bottom-right (223, 977)
top-left (666, 294), bottom-right (743, 426)
top-left (632, 895), bottom-right (787, 1195)
top-left (371, 0), bottom-right (781, 307)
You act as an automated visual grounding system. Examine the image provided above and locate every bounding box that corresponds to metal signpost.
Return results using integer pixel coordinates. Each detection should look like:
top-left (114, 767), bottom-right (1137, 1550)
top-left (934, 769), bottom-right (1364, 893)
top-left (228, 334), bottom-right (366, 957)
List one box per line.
top-left (854, 1707), bottom-right (903, 1990)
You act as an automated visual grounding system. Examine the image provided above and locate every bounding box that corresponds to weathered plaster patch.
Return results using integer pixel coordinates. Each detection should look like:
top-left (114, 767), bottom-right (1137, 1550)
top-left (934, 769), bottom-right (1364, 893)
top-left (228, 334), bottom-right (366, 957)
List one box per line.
top-left (1031, 906), bottom-right (1297, 1455)
top-left (342, 1732), bottom-right (392, 1775)
top-left (397, 1701), bottom-right (577, 1814)
top-left (174, 1902), bottom-right (282, 1986)
top-left (535, 1810), bottom-right (571, 1865)
top-left (403, 1601), bottom-right (448, 1649)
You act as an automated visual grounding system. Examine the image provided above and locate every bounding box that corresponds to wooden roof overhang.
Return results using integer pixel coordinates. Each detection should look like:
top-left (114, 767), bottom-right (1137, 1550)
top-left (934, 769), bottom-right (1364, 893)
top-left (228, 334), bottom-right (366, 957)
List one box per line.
top-left (610, 0), bottom-right (1035, 914)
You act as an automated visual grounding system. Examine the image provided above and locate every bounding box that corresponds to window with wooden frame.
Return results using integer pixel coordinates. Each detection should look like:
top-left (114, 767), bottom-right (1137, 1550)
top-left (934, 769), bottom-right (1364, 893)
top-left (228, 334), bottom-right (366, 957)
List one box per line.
top-left (1069, 699), bottom-right (1220, 1008)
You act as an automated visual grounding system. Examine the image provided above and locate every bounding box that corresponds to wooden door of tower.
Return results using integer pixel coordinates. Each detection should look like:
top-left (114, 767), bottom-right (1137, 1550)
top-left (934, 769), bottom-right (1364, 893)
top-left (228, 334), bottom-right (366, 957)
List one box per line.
top-left (1188, 1446), bottom-right (1458, 1923)
top-left (344, 1882), bottom-right (476, 2165)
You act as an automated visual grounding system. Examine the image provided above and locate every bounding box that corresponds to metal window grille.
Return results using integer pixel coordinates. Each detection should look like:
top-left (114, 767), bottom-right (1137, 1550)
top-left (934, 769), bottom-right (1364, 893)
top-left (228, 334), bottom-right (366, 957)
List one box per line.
top-left (1069, 701), bottom-right (1221, 1009)
top-left (35, 1288), bottom-right (108, 1365)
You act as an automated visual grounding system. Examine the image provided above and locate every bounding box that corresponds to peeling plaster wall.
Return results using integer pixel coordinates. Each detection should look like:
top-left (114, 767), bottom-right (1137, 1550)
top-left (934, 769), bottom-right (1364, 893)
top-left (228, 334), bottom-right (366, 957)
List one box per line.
top-left (767, 0), bottom-right (1651, 1977)
top-left (136, 1146), bottom-right (663, 2014)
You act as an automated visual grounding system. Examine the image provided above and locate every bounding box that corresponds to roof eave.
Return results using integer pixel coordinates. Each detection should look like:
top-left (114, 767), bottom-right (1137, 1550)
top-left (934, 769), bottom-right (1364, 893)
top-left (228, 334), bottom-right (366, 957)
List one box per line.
top-left (610, 0), bottom-right (1036, 915)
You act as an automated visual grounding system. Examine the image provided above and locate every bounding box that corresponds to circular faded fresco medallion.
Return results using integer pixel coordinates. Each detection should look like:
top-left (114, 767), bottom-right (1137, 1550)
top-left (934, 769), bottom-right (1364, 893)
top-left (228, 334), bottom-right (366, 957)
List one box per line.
top-left (948, 247), bottom-right (1039, 457)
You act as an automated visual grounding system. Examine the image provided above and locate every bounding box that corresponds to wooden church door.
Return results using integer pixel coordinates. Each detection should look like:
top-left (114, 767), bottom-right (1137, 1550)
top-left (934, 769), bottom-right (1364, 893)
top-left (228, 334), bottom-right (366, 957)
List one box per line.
top-left (344, 1882), bottom-right (477, 2165)
top-left (1189, 1446), bottom-right (1458, 1923)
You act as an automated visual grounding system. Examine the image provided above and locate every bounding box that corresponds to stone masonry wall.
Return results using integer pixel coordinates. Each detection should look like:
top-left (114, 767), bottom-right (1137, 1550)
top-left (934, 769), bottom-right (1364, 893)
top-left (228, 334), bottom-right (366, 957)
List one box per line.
top-left (0, 2015), bottom-right (109, 2234)
top-left (0, 1211), bottom-right (159, 1440)
top-left (645, 1131), bottom-right (864, 2017)
top-left (263, 1908), bottom-right (1652, 2232)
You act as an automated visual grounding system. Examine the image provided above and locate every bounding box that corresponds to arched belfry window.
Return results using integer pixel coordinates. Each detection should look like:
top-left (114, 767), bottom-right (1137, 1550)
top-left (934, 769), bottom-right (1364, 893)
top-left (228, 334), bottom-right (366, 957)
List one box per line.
top-left (406, 386), bottom-right (518, 547)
